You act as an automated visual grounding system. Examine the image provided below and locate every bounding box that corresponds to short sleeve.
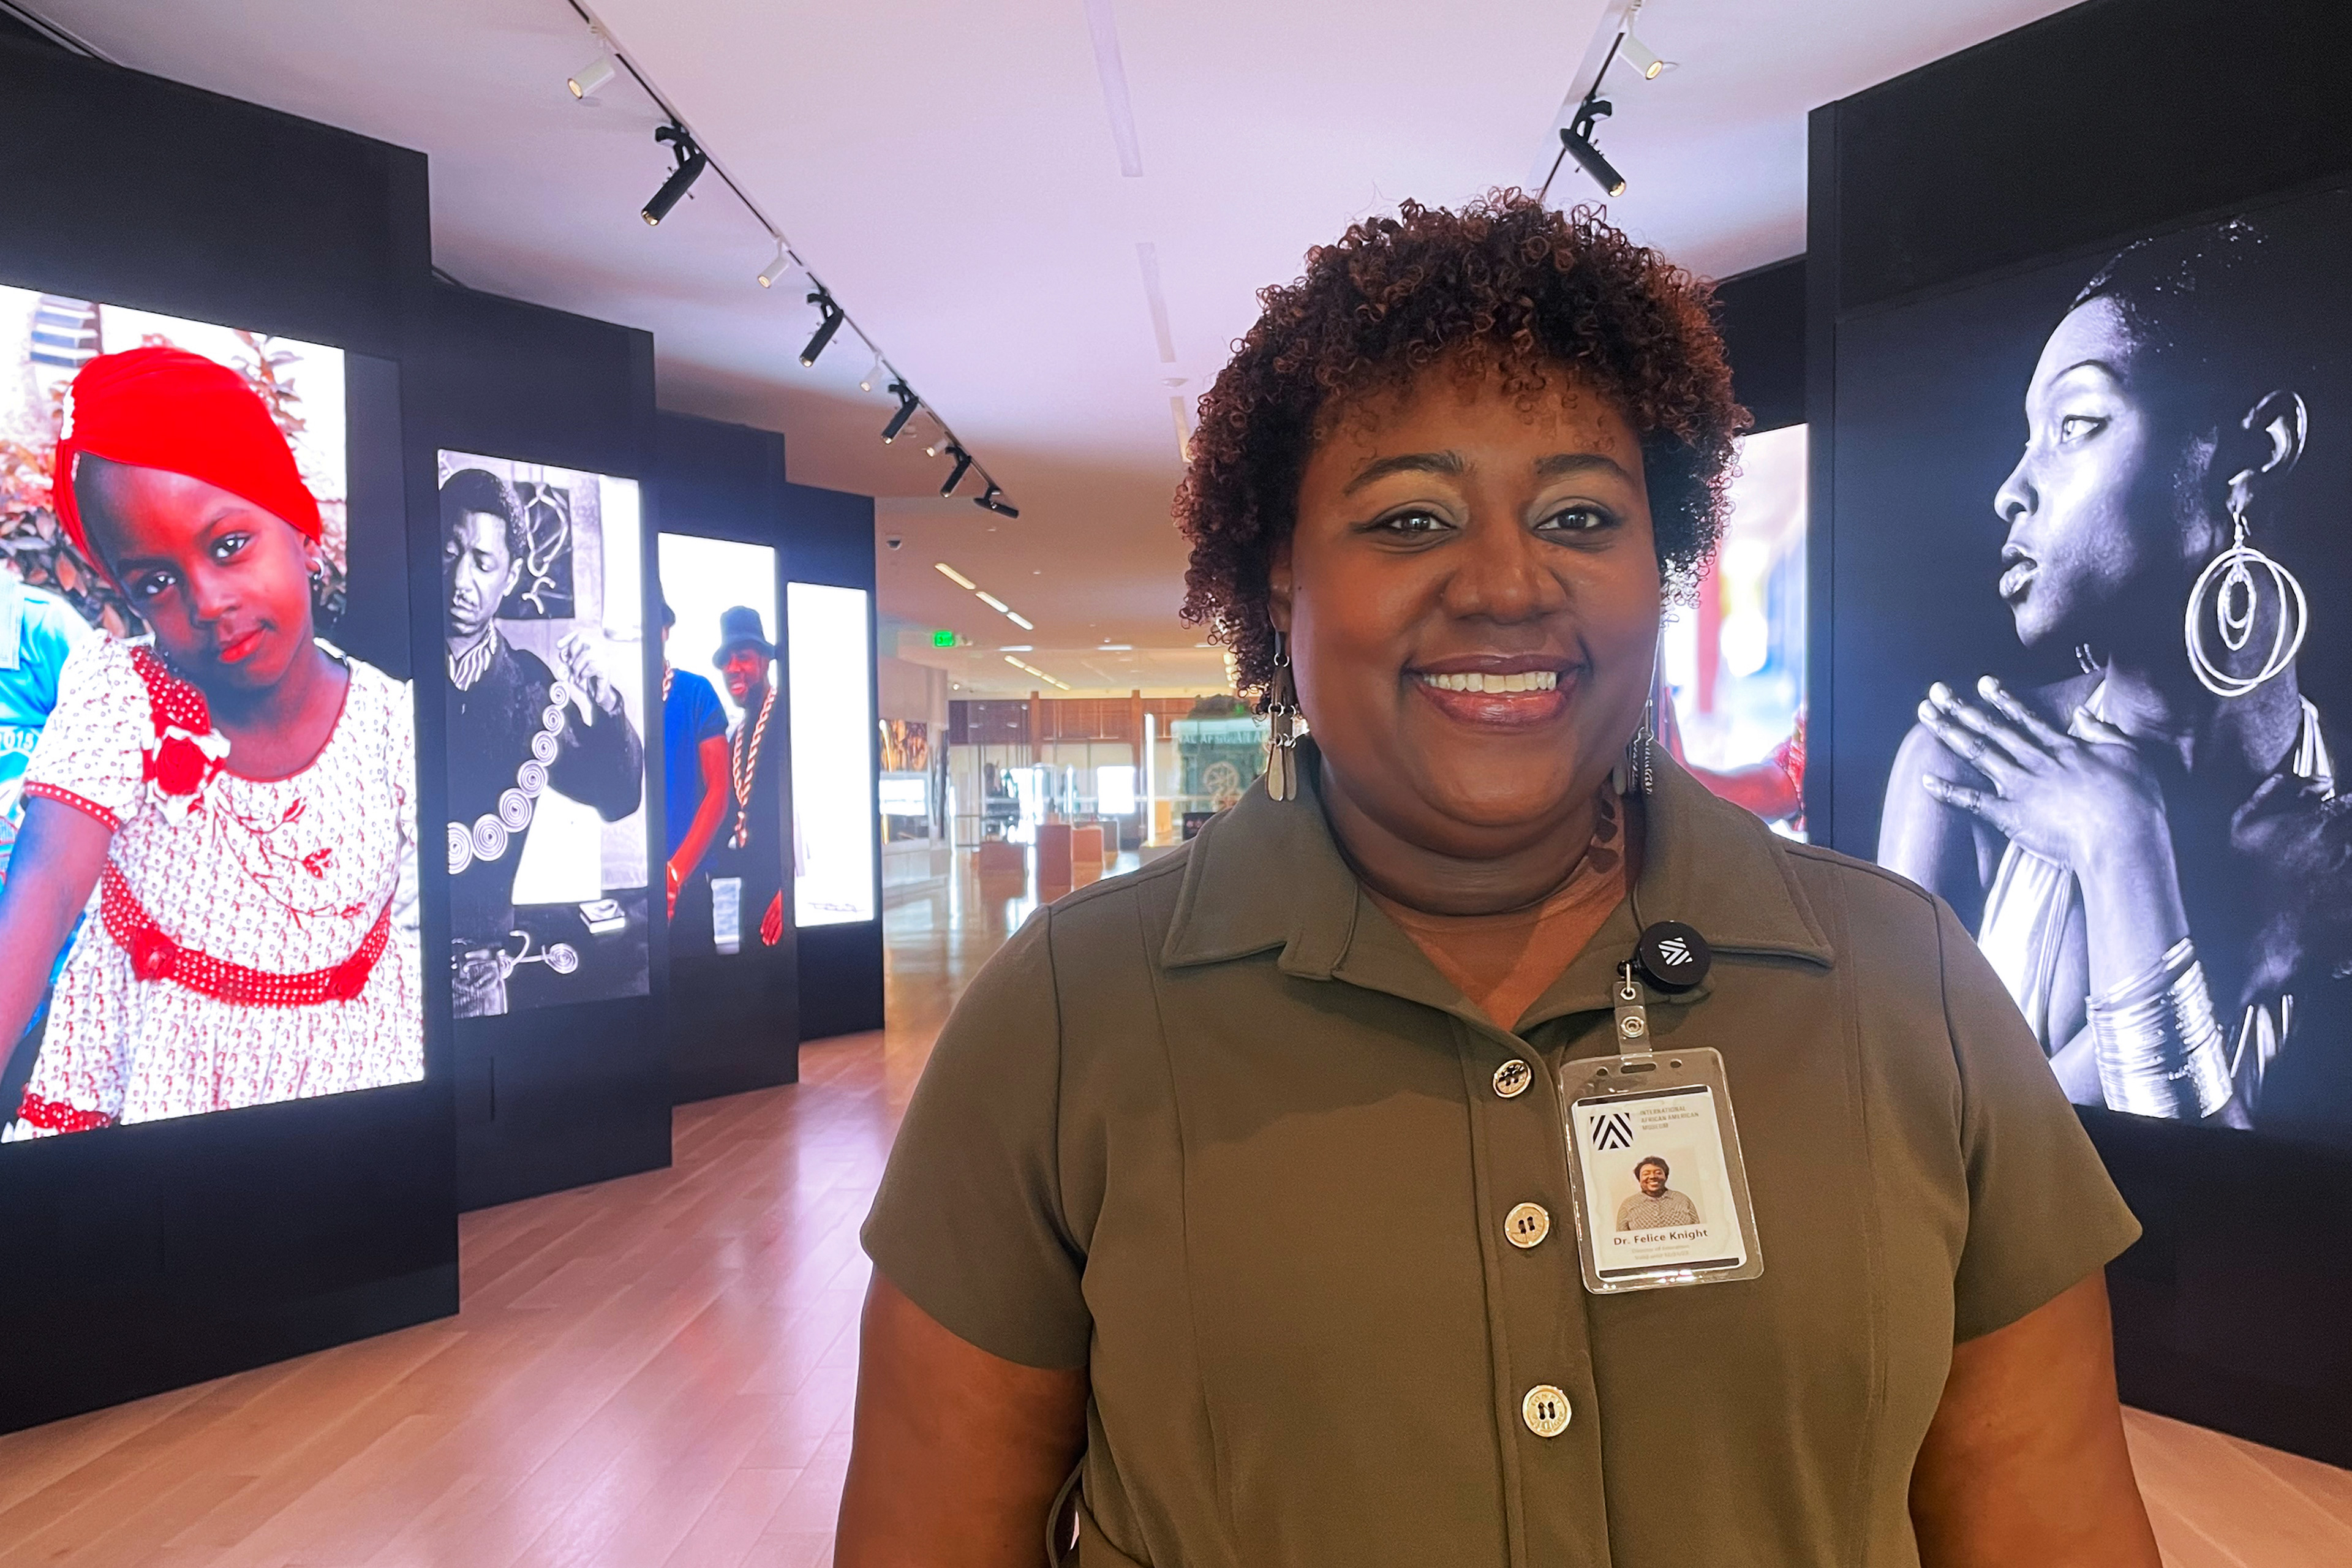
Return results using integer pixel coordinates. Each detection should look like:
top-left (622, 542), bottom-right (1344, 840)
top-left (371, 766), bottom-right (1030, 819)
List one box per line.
top-left (861, 910), bottom-right (1090, 1368)
top-left (1939, 897), bottom-right (2143, 1340)
top-left (22, 638), bottom-right (144, 827)
top-left (691, 679), bottom-right (725, 744)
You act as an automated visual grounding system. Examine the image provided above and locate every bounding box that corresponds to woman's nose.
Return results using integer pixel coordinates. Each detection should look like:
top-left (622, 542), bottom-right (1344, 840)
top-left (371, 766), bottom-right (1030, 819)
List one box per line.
top-left (1994, 455), bottom-right (2035, 530)
top-left (1444, 516), bottom-right (1564, 622)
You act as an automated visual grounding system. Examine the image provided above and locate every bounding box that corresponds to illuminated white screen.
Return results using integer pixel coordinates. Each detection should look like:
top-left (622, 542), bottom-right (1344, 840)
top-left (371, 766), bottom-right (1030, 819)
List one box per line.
top-left (1096, 765), bottom-right (1137, 816)
top-left (787, 582), bottom-right (876, 925)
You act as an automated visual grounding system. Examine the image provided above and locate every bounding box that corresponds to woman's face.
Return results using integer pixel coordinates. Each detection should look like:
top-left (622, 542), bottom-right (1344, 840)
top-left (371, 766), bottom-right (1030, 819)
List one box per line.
top-left (1274, 360), bottom-right (1660, 855)
top-left (1992, 296), bottom-right (2210, 651)
top-left (77, 458), bottom-right (320, 698)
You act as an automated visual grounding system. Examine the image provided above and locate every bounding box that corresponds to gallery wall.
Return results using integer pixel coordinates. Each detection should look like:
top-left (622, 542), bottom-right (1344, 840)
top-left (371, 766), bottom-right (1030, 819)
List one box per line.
top-left (1810, 0), bottom-right (2352, 1463)
top-left (0, 28), bottom-right (875, 1430)
top-left (405, 281), bottom-right (671, 1210)
top-left (0, 34), bottom-right (452, 1434)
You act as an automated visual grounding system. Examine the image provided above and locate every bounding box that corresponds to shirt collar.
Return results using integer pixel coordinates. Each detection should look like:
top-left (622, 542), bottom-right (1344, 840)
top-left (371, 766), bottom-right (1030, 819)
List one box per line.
top-left (448, 628), bottom-right (502, 692)
top-left (1163, 736), bottom-right (1833, 1014)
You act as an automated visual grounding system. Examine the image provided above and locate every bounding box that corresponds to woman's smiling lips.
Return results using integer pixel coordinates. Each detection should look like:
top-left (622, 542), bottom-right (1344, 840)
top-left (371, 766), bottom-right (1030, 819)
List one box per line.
top-left (216, 627), bottom-right (266, 664)
top-left (1409, 655), bottom-right (1575, 728)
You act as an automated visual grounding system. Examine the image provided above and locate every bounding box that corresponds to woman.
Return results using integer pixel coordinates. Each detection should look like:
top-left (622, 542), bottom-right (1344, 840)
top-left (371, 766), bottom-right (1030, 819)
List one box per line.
top-left (843, 196), bottom-right (2157, 1566)
top-left (0, 346), bottom-right (420, 1137)
top-left (1880, 217), bottom-right (2347, 1133)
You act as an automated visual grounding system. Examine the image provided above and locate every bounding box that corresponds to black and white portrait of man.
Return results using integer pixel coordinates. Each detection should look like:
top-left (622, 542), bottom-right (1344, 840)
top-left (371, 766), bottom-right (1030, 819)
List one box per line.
top-left (437, 453), bottom-right (649, 1019)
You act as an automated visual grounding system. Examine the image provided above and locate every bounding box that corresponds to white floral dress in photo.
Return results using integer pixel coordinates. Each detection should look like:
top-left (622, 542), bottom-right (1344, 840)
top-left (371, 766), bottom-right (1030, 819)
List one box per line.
top-left (7, 636), bottom-right (422, 1136)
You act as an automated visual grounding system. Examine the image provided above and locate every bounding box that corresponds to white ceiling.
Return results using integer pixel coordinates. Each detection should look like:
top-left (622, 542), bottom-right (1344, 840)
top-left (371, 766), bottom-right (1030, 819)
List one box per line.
top-left (31, 0), bottom-right (2075, 696)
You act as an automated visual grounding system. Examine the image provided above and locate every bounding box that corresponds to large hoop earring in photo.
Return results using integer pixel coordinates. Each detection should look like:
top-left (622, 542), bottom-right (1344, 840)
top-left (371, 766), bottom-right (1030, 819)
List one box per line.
top-left (2184, 504), bottom-right (2307, 699)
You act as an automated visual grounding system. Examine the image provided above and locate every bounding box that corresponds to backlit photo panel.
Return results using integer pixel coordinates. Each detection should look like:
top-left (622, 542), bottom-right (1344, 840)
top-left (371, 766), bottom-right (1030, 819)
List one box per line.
top-left (0, 292), bottom-right (421, 1140)
top-left (438, 451), bottom-right (650, 1018)
top-left (1837, 186), bottom-right (2352, 1144)
top-left (656, 533), bottom-right (783, 956)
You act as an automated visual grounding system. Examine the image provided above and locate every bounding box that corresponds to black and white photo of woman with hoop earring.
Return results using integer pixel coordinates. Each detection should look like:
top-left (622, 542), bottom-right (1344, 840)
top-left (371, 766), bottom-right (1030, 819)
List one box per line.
top-left (1879, 214), bottom-right (2350, 1134)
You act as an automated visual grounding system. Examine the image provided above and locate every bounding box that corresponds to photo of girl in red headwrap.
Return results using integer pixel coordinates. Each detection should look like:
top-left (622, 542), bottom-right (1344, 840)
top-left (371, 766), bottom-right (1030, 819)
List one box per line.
top-left (0, 330), bottom-right (421, 1139)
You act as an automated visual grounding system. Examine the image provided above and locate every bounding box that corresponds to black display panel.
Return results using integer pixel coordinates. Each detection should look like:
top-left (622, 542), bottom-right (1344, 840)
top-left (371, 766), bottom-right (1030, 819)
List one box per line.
top-left (1831, 185), bottom-right (2351, 1148)
top-left (654, 412), bottom-right (799, 1101)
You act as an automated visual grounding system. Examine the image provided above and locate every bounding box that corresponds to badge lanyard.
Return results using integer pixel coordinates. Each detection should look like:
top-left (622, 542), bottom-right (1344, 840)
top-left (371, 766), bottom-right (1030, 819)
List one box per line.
top-left (1558, 925), bottom-right (1765, 1295)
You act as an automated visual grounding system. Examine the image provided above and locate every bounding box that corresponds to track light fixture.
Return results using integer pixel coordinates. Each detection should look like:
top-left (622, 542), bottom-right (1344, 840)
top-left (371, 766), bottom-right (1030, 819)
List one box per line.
top-left (1561, 125), bottom-right (1625, 197)
top-left (1562, 86), bottom-right (1625, 198)
top-left (940, 445), bottom-right (974, 497)
top-left (800, 291), bottom-right (844, 366)
top-left (1619, 31), bottom-right (1672, 80)
top-left (881, 382), bottom-right (921, 443)
top-left (587, 44), bottom-right (1004, 529)
top-left (642, 125), bottom-right (706, 226)
top-left (923, 423), bottom-right (954, 460)
top-left (568, 54), bottom-right (616, 100)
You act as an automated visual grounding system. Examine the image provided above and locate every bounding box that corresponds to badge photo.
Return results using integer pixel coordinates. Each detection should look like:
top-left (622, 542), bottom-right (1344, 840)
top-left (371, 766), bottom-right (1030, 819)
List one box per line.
top-left (1563, 1058), bottom-right (1765, 1294)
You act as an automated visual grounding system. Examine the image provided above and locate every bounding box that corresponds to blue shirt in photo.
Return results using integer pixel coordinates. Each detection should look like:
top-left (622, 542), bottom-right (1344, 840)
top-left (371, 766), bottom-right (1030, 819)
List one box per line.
top-left (663, 666), bottom-right (728, 859)
top-left (0, 576), bottom-right (97, 880)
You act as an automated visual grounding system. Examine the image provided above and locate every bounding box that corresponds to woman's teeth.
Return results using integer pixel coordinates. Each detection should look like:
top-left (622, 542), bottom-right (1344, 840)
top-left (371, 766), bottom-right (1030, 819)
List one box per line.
top-left (1419, 670), bottom-right (1558, 694)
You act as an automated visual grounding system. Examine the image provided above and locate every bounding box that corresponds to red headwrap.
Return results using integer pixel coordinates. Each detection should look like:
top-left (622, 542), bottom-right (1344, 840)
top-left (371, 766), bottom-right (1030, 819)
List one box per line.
top-left (51, 345), bottom-right (322, 565)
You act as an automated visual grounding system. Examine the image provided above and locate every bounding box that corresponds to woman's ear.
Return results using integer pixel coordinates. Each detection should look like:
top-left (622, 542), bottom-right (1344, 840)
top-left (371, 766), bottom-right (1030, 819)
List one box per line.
top-left (2226, 388), bottom-right (2308, 516)
top-left (1267, 538), bottom-right (1295, 635)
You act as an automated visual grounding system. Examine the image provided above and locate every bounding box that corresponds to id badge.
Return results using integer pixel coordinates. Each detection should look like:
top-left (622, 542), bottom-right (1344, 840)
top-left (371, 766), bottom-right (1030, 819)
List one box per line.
top-left (1559, 971), bottom-right (1763, 1293)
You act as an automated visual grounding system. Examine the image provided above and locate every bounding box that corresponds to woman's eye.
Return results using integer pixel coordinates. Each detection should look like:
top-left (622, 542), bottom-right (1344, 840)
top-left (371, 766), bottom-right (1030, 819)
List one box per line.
top-left (2056, 413), bottom-right (2106, 444)
top-left (129, 572), bottom-right (175, 601)
top-left (211, 532), bottom-right (251, 562)
top-left (1373, 510), bottom-right (1452, 537)
top-left (1536, 505), bottom-right (1612, 534)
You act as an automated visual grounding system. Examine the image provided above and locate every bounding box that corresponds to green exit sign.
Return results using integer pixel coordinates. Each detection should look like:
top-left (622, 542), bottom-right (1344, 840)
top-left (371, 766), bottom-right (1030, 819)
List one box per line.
top-left (931, 628), bottom-right (956, 648)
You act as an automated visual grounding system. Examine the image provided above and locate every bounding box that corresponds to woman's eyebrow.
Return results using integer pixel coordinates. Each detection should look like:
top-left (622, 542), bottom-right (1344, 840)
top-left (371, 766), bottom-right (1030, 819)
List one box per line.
top-left (2051, 358), bottom-right (2124, 385)
top-left (1534, 452), bottom-right (1632, 481)
top-left (1343, 450), bottom-right (1466, 494)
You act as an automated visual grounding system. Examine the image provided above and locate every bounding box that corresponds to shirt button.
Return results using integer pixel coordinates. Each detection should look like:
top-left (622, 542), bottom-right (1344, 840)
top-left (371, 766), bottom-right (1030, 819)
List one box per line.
top-left (1493, 1058), bottom-right (1532, 1098)
top-left (1505, 1202), bottom-right (1551, 1249)
top-left (1521, 1385), bottom-right (1572, 1438)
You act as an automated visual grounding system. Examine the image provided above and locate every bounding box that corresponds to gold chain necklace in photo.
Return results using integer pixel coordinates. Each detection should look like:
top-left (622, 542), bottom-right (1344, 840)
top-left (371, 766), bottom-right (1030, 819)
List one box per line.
top-left (729, 685), bottom-right (777, 849)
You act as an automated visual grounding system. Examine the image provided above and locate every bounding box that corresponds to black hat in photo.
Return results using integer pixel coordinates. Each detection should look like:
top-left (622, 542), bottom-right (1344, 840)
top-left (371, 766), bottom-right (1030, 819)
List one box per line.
top-left (713, 605), bottom-right (775, 668)
top-left (661, 600), bottom-right (676, 629)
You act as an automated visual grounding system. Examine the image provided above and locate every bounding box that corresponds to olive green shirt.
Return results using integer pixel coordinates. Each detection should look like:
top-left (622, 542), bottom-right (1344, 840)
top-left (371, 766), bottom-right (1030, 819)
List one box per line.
top-left (863, 752), bottom-right (2140, 1567)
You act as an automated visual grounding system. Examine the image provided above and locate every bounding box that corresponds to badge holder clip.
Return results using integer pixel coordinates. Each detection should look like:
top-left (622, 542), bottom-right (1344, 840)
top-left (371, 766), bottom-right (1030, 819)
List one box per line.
top-left (1559, 963), bottom-right (1765, 1294)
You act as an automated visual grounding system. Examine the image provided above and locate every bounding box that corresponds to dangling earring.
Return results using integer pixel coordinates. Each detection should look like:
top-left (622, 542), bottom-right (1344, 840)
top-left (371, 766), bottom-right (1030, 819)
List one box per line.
top-left (2184, 500), bottom-right (2307, 698)
top-left (1615, 632), bottom-right (1662, 796)
top-left (1264, 630), bottom-right (1300, 802)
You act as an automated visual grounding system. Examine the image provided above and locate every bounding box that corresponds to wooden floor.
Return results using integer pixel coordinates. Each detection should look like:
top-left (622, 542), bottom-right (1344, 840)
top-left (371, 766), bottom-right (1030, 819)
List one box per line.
top-left (2, 853), bottom-right (2348, 1566)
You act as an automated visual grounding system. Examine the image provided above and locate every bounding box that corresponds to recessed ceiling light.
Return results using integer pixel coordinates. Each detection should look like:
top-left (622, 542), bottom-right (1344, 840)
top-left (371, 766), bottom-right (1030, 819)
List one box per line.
top-left (1006, 612), bottom-right (1034, 631)
top-left (976, 591), bottom-right (1010, 614)
top-left (935, 562), bottom-right (978, 589)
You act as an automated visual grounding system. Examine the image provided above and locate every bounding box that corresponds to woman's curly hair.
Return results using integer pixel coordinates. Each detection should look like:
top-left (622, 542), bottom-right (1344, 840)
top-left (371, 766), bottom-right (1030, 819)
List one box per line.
top-left (1176, 190), bottom-right (1746, 697)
